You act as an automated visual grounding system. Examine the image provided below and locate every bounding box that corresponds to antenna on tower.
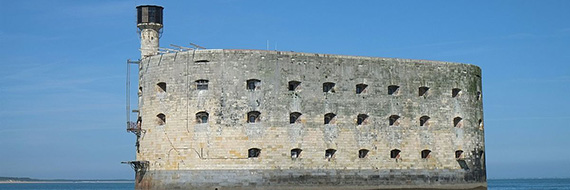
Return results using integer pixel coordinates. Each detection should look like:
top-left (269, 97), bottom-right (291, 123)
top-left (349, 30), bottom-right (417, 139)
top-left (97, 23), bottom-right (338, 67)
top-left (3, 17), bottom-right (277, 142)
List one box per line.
top-left (189, 42), bottom-right (206, 49)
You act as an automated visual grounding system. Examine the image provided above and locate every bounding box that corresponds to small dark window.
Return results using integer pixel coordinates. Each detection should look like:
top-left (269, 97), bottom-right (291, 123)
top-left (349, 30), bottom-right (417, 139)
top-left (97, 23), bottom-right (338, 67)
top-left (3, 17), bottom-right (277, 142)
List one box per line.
top-left (357, 114), bottom-right (368, 125)
top-left (358, 149), bottom-right (369, 158)
top-left (323, 82), bottom-right (335, 93)
top-left (325, 149), bottom-right (336, 160)
top-left (196, 79), bottom-right (209, 90)
top-left (478, 119), bottom-right (483, 130)
top-left (138, 87), bottom-right (143, 96)
top-left (288, 81), bottom-right (301, 91)
top-left (452, 88), bottom-right (461, 98)
top-left (196, 111), bottom-right (209, 124)
top-left (157, 113), bottom-right (166, 125)
top-left (248, 148), bottom-right (261, 158)
top-left (247, 79), bottom-right (261, 90)
top-left (420, 116), bottom-right (430, 127)
top-left (356, 84), bottom-right (368, 94)
top-left (454, 117), bottom-right (463, 128)
top-left (290, 112), bottom-right (302, 124)
top-left (157, 82), bottom-right (166, 92)
top-left (291, 148), bottom-right (302, 159)
top-left (421, 150), bottom-right (431, 159)
top-left (390, 149), bottom-right (401, 159)
top-left (247, 111), bottom-right (261, 123)
top-left (389, 115), bottom-right (400, 126)
top-left (388, 85), bottom-right (399, 95)
top-left (477, 91), bottom-right (482, 101)
top-left (324, 113), bottom-right (336, 124)
top-left (455, 150), bottom-right (464, 159)
top-left (419, 86), bottom-right (429, 97)
top-left (194, 60), bottom-right (210, 63)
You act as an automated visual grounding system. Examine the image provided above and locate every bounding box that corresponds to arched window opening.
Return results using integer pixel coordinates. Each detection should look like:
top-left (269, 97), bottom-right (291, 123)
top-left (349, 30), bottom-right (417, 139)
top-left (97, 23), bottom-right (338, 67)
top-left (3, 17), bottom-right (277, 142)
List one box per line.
top-left (138, 87), bottom-right (143, 96)
top-left (157, 82), bottom-right (166, 92)
top-left (421, 149), bottom-right (432, 159)
top-left (325, 149), bottom-right (336, 160)
top-left (455, 150), bottom-right (464, 159)
top-left (247, 79), bottom-right (261, 91)
top-left (156, 113), bottom-right (165, 125)
top-left (389, 115), bottom-right (400, 126)
top-left (356, 84), bottom-right (368, 94)
top-left (420, 116), bottom-right (430, 127)
top-left (390, 149), bottom-right (401, 159)
top-left (248, 148), bottom-right (261, 158)
top-left (358, 149), bottom-right (369, 158)
top-left (324, 113), bottom-right (336, 124)
top-left (388, 85), bottom-right (399, 95)
top-left (323, 82), bottom-right (335, 93)
top-left (247, 111), bottom-right (261, 123)
top-left (290, 112), bottom-right (302, 124)
top-left (452, 88), bottom-right (461, 98)
top-left (454, 117), bottom-right (463, 128)
top-left (478, 119), bottom-right (484, 130)
top-left (194, 60), bottom-right (210, 63)
top-left (196, 111), bottom-right (209, 124)
top-left (419, 86), bottom-right (429, 97)
top-left (357, 114), bottom-right (369, 125)
top-left (291, 148), bottom-right (302, 159)
top-left (196, 79), bottom-right (209, 90)
top-left (288, 81), bottom-right (301, 91)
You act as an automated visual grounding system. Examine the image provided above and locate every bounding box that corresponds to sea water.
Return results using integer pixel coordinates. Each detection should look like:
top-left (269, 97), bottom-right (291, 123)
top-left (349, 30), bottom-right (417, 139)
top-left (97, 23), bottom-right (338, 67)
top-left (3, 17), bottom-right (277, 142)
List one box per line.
top-left (0, 179), bottom-right (569, 190)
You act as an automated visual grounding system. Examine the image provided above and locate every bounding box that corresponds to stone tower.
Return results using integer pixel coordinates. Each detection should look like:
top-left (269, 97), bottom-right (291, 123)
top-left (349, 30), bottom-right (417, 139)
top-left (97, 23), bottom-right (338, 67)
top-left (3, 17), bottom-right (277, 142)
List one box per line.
top-left (136, 5), bottom-right (163, 58)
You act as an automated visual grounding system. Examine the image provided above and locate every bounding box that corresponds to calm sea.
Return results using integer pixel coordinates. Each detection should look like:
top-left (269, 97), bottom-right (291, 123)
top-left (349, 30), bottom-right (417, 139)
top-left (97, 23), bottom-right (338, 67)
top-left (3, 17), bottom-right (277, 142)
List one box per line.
top-left (0, 179), bottom-right (569, 190)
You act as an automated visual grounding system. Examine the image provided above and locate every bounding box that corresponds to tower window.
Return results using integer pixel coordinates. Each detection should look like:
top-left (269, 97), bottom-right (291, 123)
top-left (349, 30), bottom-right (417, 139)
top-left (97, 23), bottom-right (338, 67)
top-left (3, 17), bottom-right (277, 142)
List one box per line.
top-left (247, 79), bottom-right (261, 91)
top-left (358, 149), bottom-right (369, 158)
top-left (390, 149), bottom-right (401, 159)
top-left (479, 119), bottom-right (484, 130)
top-left (196, 79), bottom-right (209, 90)
top-left (357, 114), bottom-right (369, 125)
top-left (452, 88), bottom-right (461, 98)
top-left (290, 112), bottom-right (302, 124)
top-left (156, 113), bottom-right (166, 125)
top-left (247, 111), bottom-right (261, 123)
top-left (421, 149), bottom-right (431, 159)
top-left (248, 148), bottom-right (261, 158)
top-left (477, 91), bottom-right (482, 101)
top-left (325, 149), bottom-right (336, 160)
top-left (388, 85), bottom-right (399, 95)
top-left (419, 116), bottom-right (430, 126)
top-left (454, 117), bottom-right (463, 128)
top-left (288, 81), bottom-right (301, 91)
top-left (138, 87), bottom-right (143, 96)
top-left (455, 150), bottom-right (464, 159)
top-left (356, 84), bottom-right (368, 94)
top-left (324, 113), bottom-right (336, 124)
top-left (323, 82), bottom-right (335, 93)
top-left (291, 148), bottom-right (302, 159)
top-left (389, 115), bottom-right (400, 126)
top-left (196, 111), bottom-right (209, 124)
top-left (419, 86), bottom-right (429, 97)
top-left (157, 82), bottom-right (166, 92)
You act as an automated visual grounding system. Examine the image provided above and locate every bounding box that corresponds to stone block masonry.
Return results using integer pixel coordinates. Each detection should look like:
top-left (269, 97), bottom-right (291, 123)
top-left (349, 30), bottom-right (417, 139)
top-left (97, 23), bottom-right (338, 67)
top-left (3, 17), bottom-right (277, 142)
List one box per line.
top-left (134, 49), bottom-right (486, 189)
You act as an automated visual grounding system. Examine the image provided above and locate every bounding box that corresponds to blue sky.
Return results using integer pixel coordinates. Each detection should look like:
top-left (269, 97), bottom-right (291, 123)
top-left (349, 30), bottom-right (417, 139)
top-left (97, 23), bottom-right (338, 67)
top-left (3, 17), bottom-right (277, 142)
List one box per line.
top-left (1, 0), bottom-right (569, 179)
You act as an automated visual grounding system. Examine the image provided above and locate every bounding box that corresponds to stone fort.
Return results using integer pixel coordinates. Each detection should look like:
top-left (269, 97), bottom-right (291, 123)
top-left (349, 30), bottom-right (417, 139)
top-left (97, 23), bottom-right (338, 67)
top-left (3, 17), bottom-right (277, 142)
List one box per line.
top-left (125, 5), bottom-right (486, 190)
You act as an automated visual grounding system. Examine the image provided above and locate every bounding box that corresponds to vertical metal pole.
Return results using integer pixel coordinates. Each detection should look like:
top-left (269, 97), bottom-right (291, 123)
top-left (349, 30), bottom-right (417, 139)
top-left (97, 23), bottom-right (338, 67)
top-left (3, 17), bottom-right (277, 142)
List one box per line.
top-left (126, 59), bottom-right (131, 129)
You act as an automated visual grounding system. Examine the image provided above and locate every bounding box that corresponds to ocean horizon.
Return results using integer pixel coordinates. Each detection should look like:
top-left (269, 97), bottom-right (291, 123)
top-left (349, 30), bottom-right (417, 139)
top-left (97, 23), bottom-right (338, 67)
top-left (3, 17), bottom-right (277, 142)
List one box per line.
top-left (0, 178), bottom-right (569, 190)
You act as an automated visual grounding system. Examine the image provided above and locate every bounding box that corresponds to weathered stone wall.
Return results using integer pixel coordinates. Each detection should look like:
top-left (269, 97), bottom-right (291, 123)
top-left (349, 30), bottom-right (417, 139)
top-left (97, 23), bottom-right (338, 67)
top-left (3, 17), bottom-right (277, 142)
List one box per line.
top-left (135, 49), bottom-right (486, 189)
